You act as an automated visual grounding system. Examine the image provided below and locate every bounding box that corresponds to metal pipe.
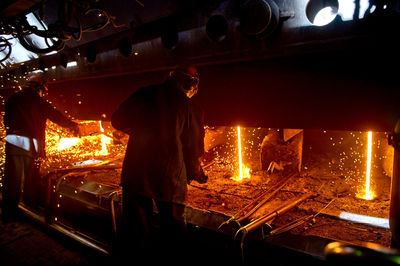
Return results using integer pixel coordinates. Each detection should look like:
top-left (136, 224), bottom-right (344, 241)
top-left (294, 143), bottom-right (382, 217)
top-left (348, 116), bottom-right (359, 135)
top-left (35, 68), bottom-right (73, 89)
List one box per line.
top-left (236, 180), bottom-right (290, 225)
top-left (218, 174), bottom-right (295, 230)
top-left (235, 193), bottom-right (313, 239)
top-left (234, 193), bottom-right (313, 263)
top-left (18, 203), bottom-right (110, 255)
top-left (269, 198), bottom-right (335, 236)
top-left (109, 190), bottom-right (121, 236)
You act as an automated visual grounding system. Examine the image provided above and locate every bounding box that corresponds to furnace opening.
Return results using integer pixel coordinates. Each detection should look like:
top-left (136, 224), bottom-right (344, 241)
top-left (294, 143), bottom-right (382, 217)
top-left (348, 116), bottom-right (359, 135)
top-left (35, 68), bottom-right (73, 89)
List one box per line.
top-left (0, 118), bottom-right (393, 248)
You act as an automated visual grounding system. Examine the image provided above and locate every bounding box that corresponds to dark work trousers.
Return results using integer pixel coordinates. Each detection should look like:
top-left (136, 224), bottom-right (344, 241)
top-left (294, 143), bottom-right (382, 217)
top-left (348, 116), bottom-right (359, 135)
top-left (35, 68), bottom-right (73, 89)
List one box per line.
top-left (116, 188), bottom-right (187, 263)
top-left (2, 143), bottom-right (41, 221)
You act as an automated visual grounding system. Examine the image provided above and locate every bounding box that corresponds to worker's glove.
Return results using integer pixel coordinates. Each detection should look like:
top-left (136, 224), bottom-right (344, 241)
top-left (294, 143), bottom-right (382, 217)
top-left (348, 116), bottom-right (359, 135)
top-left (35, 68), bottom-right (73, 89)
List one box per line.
top-left (194, 166), bottom-right (208, 184)
top-left (187, 166), bottom-right (208, 184)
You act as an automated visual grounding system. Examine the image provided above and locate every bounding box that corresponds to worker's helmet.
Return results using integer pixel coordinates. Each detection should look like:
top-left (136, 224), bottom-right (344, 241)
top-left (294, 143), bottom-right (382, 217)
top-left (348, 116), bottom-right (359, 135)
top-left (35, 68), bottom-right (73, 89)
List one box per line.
top-left (26, 74), bottom-right (48, 94)
top-left (169, 65), bottom-right (199, 98)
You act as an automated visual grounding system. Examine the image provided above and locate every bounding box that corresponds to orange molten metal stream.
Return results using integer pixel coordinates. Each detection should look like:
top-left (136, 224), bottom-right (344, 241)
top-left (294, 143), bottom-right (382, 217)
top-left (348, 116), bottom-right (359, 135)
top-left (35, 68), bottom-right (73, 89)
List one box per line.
top-left (357, 131), bottom-right (375, 200)
top-left (98, 121), bottom-right (109, 156)
top-left (231, 126), bottom-right (250, 182)
top-left (238, 126), bottom-right (243, 180)
top-left (364, 131), bottom-right (374, 200)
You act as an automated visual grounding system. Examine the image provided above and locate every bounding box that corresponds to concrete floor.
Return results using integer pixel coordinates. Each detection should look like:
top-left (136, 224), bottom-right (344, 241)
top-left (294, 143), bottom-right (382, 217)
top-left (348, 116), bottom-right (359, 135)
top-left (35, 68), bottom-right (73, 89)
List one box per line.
top-left (0, 211), bottom-right (114, 265)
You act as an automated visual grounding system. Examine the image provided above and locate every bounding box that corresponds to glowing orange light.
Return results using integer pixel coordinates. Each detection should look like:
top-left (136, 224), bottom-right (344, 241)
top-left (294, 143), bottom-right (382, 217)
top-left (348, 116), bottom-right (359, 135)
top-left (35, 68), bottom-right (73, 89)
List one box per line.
top-left (231, 126), bottom-right (250, 182)
top-left (57, 137), bottom-right (80, 150)
top-left (238, 126), bottom-right (243, 180)
top-left (98, 121), bottom-right (111, 156)
top-left (364, 131), bottom-right (374, 200)
top-left (358, 131), bottom-right (375, 200)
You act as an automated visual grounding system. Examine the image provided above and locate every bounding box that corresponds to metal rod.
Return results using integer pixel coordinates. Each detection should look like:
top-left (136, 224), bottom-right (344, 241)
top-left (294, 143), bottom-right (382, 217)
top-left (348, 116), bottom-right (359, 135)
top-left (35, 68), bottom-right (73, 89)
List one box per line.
top-left (218, 174), bottom-right (295, 230)
top-left (234, 193), bottom-right (313, 263)
top-left (235, 193), bottom-right (313, 237)
top-left (202, 160), bottom-right (216, 169)
top-left (18, 203), bottom-right (110, 255)
top-left (109, 191), bottom-right (120, 235)
top-left (236, 179), bottom-right (290, 224)
top-left (269, 198), bottom-right (335, 236)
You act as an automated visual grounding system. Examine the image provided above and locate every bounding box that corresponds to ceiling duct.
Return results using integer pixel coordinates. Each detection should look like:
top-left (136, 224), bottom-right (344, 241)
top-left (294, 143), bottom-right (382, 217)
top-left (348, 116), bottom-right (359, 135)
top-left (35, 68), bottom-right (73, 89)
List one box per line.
top-left (239, 0), bottom-right (280, 38)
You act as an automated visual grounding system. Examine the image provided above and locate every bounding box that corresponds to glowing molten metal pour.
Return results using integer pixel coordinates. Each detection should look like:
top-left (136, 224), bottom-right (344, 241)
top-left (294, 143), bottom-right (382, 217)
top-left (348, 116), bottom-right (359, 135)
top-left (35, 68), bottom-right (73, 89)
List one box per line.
top-left (98, 121), bottom-right (110, 156)
top-left (54, 121), bottom-right (111, 156)
top-left (358, 131), bottom-right (375, 200)
top-left (231, 126), bottom-right (250, 182)
top-left (364, 131), bottom-right (374, 200)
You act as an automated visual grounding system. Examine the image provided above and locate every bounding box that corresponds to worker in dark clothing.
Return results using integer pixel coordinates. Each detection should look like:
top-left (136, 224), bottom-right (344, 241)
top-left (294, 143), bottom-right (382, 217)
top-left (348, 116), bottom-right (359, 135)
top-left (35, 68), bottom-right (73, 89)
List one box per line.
top-left (2, 75), bottom-right (80, 222)
top-left (111, 64), bottom-right (207, 262)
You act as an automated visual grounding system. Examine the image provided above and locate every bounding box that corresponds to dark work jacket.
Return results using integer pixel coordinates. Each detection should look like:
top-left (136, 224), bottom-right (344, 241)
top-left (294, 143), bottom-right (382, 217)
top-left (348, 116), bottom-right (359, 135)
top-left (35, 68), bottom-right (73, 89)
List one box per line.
top-left (111, 82), bottom-right (204, 204)
top-left (4, 88), bottom-right (77, 157)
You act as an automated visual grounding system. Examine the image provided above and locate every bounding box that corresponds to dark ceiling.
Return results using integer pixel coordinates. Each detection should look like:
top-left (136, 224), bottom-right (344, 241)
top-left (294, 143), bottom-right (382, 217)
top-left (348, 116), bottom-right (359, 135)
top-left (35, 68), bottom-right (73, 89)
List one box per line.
top-left (2, 0), bottom-right (400, 131)
top-left (0, 0), bottom-right (221, 55)
top-left (0, 0), bottom-right (42, 19)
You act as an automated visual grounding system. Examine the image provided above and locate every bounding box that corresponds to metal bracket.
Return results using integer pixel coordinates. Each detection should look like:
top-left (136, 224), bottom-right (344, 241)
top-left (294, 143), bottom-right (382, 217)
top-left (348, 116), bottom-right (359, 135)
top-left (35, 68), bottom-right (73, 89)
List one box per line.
top-left (261, 223), bottom-right (273, 239)
top-left (280, 10), bottom-right (295, 20)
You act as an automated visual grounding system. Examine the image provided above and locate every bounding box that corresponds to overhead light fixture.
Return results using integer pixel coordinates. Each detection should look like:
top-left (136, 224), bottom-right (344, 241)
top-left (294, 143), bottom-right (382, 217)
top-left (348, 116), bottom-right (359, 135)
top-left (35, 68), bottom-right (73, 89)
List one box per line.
top-left (306, 0), bottom-right (339, 26)
top-left (239, 0), bottom-right (280, 39)
top-left (67, 61), bottom-right (77, 68)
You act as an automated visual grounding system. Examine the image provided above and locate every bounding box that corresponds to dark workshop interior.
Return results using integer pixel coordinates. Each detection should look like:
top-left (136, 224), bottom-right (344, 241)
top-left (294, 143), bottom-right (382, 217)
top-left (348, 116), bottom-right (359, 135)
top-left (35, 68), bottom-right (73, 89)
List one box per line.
top-left (1, 0), bottom-right (400, 265)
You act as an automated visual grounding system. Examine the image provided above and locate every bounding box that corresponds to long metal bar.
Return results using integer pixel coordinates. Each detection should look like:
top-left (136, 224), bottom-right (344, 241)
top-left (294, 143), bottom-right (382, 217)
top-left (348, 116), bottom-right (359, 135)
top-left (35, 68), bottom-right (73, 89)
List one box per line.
top-left (236, 180), bottom-right (291, 224)
top-left (218, 174), bottom-right (295, 230)
top-left (109, 190), bottom-right (121, 235)
top-left (235, 193), bottom-right (313, 238)
top-left (269, 198), bottom-right (335, 236)
top-left (234, 193), bottom-right (313, 262)
top-left (18, 203), bottom-right (110, 255)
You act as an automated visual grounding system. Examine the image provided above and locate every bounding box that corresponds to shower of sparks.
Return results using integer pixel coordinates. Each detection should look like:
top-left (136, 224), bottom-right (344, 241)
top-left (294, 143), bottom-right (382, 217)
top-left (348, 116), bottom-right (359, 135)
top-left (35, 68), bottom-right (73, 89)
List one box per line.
top-left (323, 130), bottom-right (392, 185)
top-left (43, 120), bottom-right (125, 171)
top-left (231, 126), bottom-right (250, 182)
top-left (322, 130), bottom-right (381, 200)
top-left (203, 126), bottom-right (266, 176)
top-left (54, 121), bottom-right (111, 155)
